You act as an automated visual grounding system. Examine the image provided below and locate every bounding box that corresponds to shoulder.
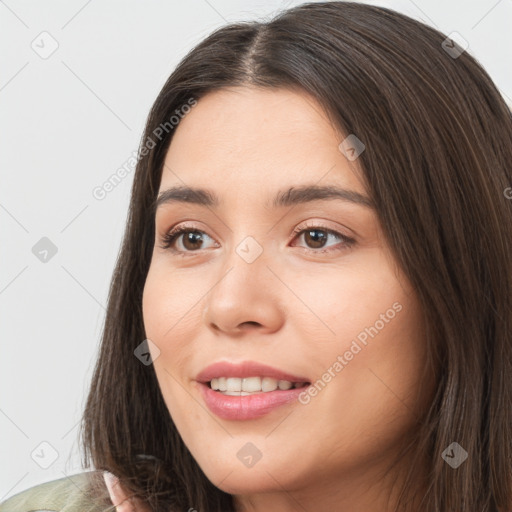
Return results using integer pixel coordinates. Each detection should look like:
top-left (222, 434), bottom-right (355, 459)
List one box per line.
top-left (0, 471), bottom-right (112, 512)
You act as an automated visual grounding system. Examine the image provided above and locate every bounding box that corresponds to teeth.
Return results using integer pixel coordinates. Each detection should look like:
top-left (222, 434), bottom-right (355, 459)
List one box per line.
top-left (243, 376), bottom-right (262, 392)
top-left (226, 377), bottom-right (242, 392)
top-left (262, 377), bottom-right (277, 392)
top-left (210, 377), bottom-right (305, 393)
top-left (217, 377), bottom-right (227, 391)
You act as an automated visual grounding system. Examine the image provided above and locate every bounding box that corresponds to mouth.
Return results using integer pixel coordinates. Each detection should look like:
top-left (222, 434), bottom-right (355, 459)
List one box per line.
top-left (207, 376), bottom-right (310, 396)
top-left (195, 361), bottom-right (311, 420)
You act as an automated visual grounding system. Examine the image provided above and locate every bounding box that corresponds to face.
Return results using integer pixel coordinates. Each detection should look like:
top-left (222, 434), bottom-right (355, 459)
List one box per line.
top-left (142, 86), bottom-right (433, 505)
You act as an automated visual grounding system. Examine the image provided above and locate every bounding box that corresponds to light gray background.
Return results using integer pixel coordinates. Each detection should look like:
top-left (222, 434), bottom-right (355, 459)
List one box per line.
top-left (1, 0), bottom-right (511, 500)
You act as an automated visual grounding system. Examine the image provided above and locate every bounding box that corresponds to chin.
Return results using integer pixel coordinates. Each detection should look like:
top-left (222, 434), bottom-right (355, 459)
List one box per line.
top-left (204, 466), bottom-right (288, 495)
top-left (191, 444), bottom-right (309, 496)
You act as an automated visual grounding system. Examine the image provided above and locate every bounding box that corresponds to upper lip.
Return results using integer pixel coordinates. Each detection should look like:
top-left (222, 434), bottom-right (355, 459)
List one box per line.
top-left (196, 361), bottom-right (310, 384)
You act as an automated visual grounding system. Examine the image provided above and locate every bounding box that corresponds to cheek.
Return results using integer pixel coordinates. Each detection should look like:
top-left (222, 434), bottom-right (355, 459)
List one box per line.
top-left (288, 255), bottom-right (428, 438)
top-left (141, 262), bottom-right (205, 417)
top-left (142, 259), bottom-right (211, 353)
top-left (283, 251), bottom-right (409, 350)
top-left (142, 265), bottom-right (169, 340)
top-left (318, 304), bottom-right (426, 453)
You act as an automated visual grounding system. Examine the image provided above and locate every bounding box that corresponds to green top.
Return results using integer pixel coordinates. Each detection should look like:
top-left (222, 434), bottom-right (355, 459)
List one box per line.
top-left (0, 472), bottom-right (114, 512)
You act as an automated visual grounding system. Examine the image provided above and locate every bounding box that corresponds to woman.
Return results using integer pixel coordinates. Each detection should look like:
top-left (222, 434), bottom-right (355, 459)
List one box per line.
top-left (2, 1), bottom-right (511, 511)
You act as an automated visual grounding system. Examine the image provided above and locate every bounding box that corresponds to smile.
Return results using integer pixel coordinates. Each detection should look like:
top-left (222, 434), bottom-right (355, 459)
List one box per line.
top-left (209, 376), bottom-right (308, 395)
top-left (196, 361), bottom-right (311, 420)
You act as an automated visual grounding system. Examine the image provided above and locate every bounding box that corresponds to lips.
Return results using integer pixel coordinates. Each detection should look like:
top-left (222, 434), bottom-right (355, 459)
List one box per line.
top-left (195, 360), bottom-right (310, 384)
top-left (195, 360), bottom-right (311, 421)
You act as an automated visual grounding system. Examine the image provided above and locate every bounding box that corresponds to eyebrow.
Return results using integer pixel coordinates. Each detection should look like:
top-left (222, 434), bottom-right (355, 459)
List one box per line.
top-left (155, 184), bottom-right (374, 210)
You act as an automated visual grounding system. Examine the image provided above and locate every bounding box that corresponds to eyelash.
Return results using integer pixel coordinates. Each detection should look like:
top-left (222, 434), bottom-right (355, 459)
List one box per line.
top-left (158, 222), bottom-right (356, 256)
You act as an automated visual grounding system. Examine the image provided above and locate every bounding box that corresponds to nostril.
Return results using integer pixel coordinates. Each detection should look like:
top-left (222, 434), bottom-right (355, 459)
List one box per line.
top-left (240, 321), bottom-right (262, 329)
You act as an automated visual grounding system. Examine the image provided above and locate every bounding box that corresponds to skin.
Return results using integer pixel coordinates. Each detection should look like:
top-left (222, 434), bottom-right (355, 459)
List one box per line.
top-left (142, 86), bottom-right (435, 511)
top-left (103, 471), bottom-right (148, 512)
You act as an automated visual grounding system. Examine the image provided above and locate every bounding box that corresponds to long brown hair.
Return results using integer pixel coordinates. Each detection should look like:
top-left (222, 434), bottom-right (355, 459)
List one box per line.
top-left (79, 2), bottom-right (512, 510)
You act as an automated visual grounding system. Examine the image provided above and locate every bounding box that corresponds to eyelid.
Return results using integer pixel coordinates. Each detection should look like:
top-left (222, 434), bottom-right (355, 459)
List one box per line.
top-left (290, 219), bottom-right (354, 239)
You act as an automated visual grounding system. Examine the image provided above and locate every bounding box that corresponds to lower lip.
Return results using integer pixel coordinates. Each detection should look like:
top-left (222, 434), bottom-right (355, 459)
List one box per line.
top-left (197, 382), bottom-right (308, 420)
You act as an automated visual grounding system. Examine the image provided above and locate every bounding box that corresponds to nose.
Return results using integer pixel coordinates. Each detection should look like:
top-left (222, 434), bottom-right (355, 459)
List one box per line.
top-left (202, 245), bottom-right (284, 337)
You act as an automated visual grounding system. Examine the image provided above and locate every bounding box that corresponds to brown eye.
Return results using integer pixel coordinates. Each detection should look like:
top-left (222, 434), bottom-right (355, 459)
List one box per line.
top-left (180, 230), bottom-right (205, 251)
top-left (160, 228), bottom-right (215, 252)
top-left (303, 229), bottom-right (329, 249)
top-left (291, 224), bottom-right (356, 254)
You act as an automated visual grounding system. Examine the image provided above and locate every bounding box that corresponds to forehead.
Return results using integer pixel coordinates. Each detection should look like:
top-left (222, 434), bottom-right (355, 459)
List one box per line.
top-left (160, 86), bottom-right (366, 198)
